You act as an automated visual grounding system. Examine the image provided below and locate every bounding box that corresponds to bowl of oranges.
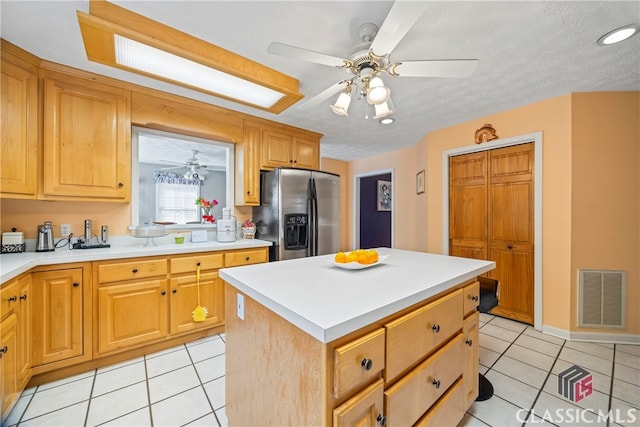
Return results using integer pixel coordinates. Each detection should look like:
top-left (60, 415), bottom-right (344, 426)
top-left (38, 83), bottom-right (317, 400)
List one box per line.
top-left (331, 249), bottom-right (389, 270)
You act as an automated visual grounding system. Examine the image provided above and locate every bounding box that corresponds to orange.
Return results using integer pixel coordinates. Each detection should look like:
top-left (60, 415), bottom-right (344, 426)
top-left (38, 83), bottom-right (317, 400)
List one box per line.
top-left (357, 252), bottom-right (370, 264)
top-left (334, 252), bottom-right (347, 263)
top-left (346, 252), bottom-right (358, 263)
top-left (368, 249), bottom-right (379, 263)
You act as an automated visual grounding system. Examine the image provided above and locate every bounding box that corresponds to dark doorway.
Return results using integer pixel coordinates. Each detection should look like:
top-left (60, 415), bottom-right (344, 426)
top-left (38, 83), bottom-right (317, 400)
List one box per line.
top-left (359, 173), bottom-right (392, 249)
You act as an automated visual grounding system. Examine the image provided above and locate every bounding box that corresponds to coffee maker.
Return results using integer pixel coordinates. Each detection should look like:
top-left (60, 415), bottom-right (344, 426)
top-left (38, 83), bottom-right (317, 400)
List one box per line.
top-left (36, 221), bottom-right (55, 252)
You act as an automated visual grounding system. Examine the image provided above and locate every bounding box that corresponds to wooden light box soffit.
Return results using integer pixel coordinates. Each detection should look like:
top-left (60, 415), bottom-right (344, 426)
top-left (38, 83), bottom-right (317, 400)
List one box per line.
top-left (77, 0), bottom-right (303, 114)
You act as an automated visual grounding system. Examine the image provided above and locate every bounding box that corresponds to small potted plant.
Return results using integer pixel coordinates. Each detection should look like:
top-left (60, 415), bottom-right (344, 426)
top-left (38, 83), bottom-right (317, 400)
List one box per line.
top-left (241, 219), bottom-right (256, 239)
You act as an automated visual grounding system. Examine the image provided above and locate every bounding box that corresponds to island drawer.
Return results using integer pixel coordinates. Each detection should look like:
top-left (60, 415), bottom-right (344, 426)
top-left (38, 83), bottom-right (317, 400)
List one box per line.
top-left (463, 281), bottom-right (480, 316)
top-left (384, 333), bottom-right (464, 427)
top-left (97, 259), bottom-right (168, 284)
top-left (385, 289), bottom-right (463, 383)
top-left (333, 328), bottom-right (385, 398)
top-left (170, 254), bottom-right (224, 274)
top-left (225, 249), bottom-right (268, 267)
top-left (414, 378), bottom-right (465, 427)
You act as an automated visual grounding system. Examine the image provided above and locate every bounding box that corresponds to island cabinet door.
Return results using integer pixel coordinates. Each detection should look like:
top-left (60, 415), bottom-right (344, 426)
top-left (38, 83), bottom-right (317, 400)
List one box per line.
top-left (97, 279), bottom-right (168, 354)
top-left (463, 312), bottom-right (480, 407)
top-left (169, 272), bottom-right (224, 335)
top-left (333, 378), bottom-right (385, 427)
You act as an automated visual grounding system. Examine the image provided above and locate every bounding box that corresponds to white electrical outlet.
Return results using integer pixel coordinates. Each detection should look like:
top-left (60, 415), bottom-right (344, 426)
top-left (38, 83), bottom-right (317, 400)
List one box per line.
top-left (60, 224), bottom-right (72, 237)
top-left (237, 293), bottom-right (245, 320)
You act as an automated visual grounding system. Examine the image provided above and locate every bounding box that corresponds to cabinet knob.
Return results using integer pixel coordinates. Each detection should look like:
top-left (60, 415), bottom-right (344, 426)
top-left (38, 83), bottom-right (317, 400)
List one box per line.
top-left (507, 244), bottom-right (513, 250)
top-left (376, 414), bottom-right (387, 427)
top-left (0, 346), bottom-right (7, 354)
top-left (132, 268), bottom-right (138, 273)
top-left (161, 291), bottom-right (167, 296)
top-left (465, 339), bottom-right (473, 346)
top-left (73, 282), bottom-right (80, 287)
top-left (431, 324), bottom-right (440, 333)
top-left (471, 295), bottom-right (479, 302)
top-left (245, 256), bottom-right (250, 261)
top-left (432, 379), bottom-right (441, 389)
top-left (196, 262), bottom-right (201, 266)
top-left (361, 358), bottom-right (373, 371)
top-left (172, 289), bottom-right (177, 294)
top-left (7, 296), bottom-right (17, 302)
top-left (118, 182), bottom-right (124, 187)
top-left (19, 295), bottom-right (27, 301)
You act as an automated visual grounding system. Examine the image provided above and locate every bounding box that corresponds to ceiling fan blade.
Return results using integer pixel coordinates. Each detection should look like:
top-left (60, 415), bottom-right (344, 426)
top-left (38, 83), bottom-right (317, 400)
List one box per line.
top-left (160, 165), bottom-right (185, 170)
top-left (297, 81), bottom-right (349, 110)
top-left (268, 42), bottom-right (346, 68)
top-left (392, 59), bottom-right (479, 78)
top-left (370, 1), bottom-right (429, 56)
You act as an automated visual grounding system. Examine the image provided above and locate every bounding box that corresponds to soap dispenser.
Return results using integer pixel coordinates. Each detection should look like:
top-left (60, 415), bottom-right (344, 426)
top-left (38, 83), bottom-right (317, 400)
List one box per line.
top-left (216, 208), bottom-right (236, 242)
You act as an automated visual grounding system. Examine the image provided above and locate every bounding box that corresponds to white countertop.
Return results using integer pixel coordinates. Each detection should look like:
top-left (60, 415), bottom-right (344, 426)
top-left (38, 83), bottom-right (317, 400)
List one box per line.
top-left (0, 237), bottom-right (271, 283)
top-left (219, 248), bottom-right (495, 343)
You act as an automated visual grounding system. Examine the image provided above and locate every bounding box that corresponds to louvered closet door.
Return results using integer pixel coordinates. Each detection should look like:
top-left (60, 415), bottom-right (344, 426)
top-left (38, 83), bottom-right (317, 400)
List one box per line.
top-left (449, 143), bottom-right (534, 325)
top-left (488, 143), bottom-right (534, 324)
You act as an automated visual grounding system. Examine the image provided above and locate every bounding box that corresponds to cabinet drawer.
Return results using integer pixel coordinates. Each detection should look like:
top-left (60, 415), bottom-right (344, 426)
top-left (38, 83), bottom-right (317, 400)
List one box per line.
top-left (98, 259), bottom-right (167, 284)
top-left (385, 290), bottom-right (463, 383)
top-left (414, 378), bottom-right (465, 427)
top-left (170, 254), bottom-right (224, 274)
top-left (384, 334), bottom-right (464, 427)
top-left (334, 328), bottom-right (385, 398)
top-left (333, 378), bottom-right (384, 427)
top-left (463, 281), bottom-right (480, 316)
top-left (0, 279), bottom-right (19, 319)
top-left (225, 249), bottom-right (267, 267)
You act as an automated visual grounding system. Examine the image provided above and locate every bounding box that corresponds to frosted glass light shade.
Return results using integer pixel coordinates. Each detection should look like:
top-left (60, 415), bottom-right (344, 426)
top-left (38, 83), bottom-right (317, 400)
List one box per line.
top-left (366, 77), bottom-right (390, 105)
top-left (374, 99), bottom-right (394, 119)
top-left (330, 91), bottom-right (352, 116)
top-left (115, 35), bottom-right (284, 108)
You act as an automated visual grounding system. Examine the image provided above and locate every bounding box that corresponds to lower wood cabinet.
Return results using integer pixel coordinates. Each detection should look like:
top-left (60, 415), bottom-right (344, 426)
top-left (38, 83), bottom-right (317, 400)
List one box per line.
top-left (333, 378), bottom-right (384, 427)
top-left (0, 314), bottom-right (18, 416)
top-left (31, 265), bottom-right (91, 369)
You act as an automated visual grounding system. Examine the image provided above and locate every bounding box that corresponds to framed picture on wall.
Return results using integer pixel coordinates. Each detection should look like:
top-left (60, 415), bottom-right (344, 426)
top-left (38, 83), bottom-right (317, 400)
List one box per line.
top-left (416, 169), bottom-right (425, 194)
top-left (377, 180), bottom-right (392, 211)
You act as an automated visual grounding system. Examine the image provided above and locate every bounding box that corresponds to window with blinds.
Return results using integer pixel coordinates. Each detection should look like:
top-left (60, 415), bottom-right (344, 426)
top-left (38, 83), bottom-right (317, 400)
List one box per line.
top-left (155, 182), bottom-right (199, 224)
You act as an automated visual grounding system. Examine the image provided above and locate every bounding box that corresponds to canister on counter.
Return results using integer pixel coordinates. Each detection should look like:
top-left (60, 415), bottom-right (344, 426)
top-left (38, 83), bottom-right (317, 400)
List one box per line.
top-left (2, 228), bottom-right (26, 253)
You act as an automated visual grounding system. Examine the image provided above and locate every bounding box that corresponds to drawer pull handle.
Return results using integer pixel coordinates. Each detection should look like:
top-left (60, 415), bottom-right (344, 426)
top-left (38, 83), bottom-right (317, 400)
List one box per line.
top-left (361, 358), bottom-right (373, 371)
top-left (7, 296), bottom-right (17, 302)
top-left (132, 268), bottom-right (138, 273)
top-left (431, 324), bottom-right (440, 333)
top-left (72, 282), bottom-right (80, 288)
top-left (432, 379), bottom-right (441, 389)
top-left (376, 414), bottom-right (387, 427)
top-left (471, 295), bottom-right (479, 302)
top-left (465, 339), bottom-right (473, 346)
top-left (161, 291), bottom-right (167, 296)
top-left (19, 295), bottom-right (27, 301)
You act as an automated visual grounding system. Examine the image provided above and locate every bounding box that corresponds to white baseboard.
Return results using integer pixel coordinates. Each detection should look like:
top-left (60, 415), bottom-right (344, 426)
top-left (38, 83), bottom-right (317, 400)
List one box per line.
top-left (542, 324), bottom-right (640, 344)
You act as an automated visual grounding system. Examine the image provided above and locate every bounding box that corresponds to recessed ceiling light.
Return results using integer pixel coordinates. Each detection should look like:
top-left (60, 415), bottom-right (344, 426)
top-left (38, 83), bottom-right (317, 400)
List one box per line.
top-left (379, 117), bottom-right (395, 125)
top-left (597, 24), bottom-right (640, 46)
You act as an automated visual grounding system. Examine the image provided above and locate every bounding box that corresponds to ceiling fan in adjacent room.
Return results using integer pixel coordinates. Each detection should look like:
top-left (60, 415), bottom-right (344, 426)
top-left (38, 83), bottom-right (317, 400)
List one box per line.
top-left (161, 150), bottom-right (209, 181)
top-left (267, 1), bottom-right (479, 120)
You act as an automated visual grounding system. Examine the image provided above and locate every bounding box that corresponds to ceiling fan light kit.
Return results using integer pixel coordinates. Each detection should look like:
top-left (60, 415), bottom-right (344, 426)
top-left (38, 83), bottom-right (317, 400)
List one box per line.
top-left (268, 1), bottom-right (479, 123)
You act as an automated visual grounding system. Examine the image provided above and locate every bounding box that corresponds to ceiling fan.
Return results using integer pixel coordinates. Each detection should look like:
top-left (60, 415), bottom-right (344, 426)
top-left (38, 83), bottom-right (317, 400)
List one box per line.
top-left (161, 150), bottom-right (209, 180)
top-left (267, 1), bottom-right (479, 119)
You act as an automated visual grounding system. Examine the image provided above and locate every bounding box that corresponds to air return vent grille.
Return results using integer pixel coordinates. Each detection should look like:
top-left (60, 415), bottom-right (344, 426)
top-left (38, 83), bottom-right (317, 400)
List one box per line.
top-left (578, 270), bottom-right (625, 328)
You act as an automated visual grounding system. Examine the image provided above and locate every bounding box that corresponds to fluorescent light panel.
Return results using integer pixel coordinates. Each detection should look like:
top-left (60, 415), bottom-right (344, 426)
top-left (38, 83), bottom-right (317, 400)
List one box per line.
top-left (115, 35), bottom-right (284, 108)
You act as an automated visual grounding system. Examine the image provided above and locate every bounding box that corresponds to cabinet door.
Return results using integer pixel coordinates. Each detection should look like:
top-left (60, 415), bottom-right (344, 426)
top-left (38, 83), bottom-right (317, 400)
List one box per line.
top-left (16, 275), bottom-right (31, 390)
top-left (463, 312), bottom-right (479, 408)
top-left (31, 268), bottom-right (86, 366)
top-left (261, 128), bottom-right (292, 169)
top-left (97, 279), bottom-right (169, 354)
top-left (0, 314), bottom-right (18, 416)
top-left (169, 272), bottom-right (224, 335)
top-left (292, 135), bottom-right (319, 170)
top-left (43, 74), bottom-right (131, 201)
top-left (235, 121), bottom-right (261, 205)
top-left (333, 378), bottom-right (385, 427)
top-left (0, 58), bottom-right (38, 198)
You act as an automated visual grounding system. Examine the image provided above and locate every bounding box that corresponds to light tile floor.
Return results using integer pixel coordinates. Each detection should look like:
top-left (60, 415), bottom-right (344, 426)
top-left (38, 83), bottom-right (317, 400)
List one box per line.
top-left (4, 314), bottom-right (639, 426)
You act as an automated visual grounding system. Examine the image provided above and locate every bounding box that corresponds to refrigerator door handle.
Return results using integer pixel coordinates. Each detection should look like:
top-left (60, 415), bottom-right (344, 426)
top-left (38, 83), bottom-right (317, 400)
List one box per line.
top-left (308, 177), bottom-right (314, 257)
top-left (312, 178), bottom-right (319, 256)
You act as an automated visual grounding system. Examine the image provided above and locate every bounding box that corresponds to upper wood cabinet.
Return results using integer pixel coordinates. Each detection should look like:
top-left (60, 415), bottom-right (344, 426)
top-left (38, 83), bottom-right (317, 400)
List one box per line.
top-left (260, 126), bottom-right (319, 170)
top-left (0, 45), bottom-right (39, 199)
top-left (235, 121), bottom-right (261, 206)
top-left (42, 70), bottom-right (131, 201)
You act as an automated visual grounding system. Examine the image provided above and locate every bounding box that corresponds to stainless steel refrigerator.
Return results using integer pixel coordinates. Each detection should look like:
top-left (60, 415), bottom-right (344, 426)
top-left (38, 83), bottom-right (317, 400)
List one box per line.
top-left (253, 168), bottom-right (340, 261)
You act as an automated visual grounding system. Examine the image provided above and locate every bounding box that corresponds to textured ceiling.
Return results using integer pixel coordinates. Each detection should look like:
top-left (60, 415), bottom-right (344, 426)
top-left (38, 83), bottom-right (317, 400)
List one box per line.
top-left (2, 1), bottom-right (639, 162)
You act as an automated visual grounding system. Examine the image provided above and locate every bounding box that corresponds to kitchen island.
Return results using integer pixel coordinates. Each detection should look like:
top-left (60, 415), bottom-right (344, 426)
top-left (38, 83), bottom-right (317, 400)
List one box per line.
top-left (219, 248), bottom-right (495, 426)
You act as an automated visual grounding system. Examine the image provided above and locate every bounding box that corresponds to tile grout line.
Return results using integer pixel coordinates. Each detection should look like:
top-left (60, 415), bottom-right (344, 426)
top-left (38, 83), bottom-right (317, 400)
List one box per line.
top-left (82, 368), bottom-right (98, 427)
top-left (606, 345), bottom-right (616, 427)
top-left (144, 350), bottom-right (155, 427)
